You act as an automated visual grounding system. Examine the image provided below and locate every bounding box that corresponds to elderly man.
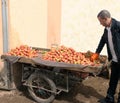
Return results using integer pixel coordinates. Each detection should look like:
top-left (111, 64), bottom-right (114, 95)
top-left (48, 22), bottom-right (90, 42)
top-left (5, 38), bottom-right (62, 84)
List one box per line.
top-left (91, 10), bottom-right (120, 103)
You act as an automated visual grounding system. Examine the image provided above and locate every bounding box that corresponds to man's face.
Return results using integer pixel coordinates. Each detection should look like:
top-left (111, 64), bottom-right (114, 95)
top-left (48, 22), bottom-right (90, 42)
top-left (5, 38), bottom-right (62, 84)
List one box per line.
top-left (98, 17), bottom-right (111, 27)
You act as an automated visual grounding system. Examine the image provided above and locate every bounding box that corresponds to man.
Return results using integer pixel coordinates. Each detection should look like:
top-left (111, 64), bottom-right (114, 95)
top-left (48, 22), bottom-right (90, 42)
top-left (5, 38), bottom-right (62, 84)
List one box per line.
top-left (91, 10), bottom-right (120, 103)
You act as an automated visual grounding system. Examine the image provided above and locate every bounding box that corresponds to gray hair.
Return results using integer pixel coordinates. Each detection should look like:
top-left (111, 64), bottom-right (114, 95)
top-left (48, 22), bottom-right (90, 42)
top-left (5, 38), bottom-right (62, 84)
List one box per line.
top-left (97, 10), bottom-right (111, 19)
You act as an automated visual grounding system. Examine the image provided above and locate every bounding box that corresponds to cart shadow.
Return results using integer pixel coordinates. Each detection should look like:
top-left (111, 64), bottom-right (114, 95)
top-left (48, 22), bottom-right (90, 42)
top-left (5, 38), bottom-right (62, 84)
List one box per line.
top-left (17, 82), bottom-right (105, 103)
top-left (55, 82), bottom-right (104, 103)
top-left (16, 85), bottom-right (36, 102)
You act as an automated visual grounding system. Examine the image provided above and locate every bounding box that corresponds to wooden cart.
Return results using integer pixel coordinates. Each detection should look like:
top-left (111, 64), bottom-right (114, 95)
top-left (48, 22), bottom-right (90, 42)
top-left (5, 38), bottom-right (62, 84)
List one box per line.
top-left (1, 49), bottom-right (107, 103)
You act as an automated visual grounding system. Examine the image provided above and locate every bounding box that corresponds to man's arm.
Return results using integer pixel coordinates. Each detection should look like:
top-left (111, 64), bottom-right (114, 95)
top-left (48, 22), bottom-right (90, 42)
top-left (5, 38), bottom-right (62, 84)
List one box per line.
top-left (91, 31), bottom-right (106, 61)
top-left (95, 33), bottom-right (106, 54)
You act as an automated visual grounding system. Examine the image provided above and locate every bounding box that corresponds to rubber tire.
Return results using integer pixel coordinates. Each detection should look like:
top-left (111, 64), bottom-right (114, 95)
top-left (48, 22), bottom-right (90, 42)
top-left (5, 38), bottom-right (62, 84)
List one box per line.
top-left (27, 73), bottom-right (56, 103)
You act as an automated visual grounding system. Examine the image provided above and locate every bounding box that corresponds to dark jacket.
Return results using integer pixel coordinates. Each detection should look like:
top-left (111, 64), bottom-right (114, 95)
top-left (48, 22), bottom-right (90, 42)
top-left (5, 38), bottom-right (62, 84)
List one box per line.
top-left (96, 18), bottom-right (120, 62)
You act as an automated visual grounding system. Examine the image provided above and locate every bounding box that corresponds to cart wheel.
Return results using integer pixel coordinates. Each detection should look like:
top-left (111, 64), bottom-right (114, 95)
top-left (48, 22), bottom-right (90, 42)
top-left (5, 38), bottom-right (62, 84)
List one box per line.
top-left (27, 73), bottom-right (56, 103)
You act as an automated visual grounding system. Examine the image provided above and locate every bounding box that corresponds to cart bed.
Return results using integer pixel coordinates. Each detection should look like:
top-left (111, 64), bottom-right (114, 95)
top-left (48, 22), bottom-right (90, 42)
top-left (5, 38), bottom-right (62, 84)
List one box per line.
top-left (1, 54), bottom-right (104, 75)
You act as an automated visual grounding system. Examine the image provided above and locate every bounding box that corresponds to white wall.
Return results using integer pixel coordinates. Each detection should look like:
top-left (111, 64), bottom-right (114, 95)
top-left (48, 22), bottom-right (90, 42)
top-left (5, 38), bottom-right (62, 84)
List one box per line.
top-left (9, 0), bottom-right (47, 49)
top-left (61, 0), bottom-right (120, 55)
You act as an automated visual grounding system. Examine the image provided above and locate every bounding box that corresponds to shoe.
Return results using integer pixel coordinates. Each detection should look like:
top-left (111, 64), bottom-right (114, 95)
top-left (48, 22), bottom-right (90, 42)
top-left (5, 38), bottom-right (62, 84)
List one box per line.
top-left (98, 94), bottom-right (114, 103)
top-left (98, 98), bottom-right (114, 103)
top-left (118, 99), bottom-right (120, 103)
top-left (105, 94), bottom-right (114, 103)
top-left (117, 93), bottom-right (120, 103)
top-left (117, 94), bottom-right (120, 103)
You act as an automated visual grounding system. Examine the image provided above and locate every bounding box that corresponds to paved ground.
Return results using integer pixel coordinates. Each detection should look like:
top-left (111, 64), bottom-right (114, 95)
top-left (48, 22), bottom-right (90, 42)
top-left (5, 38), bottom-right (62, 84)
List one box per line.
top-left (1, 76), bottom-right (119, 103)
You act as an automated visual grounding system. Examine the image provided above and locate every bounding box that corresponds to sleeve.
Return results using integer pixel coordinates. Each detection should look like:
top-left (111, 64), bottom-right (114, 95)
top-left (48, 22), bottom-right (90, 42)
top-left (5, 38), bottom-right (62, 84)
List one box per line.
top-left (117, 21), bottom-right (120, 34)
top-left (117, 21), bottom-right (120, 29)
top-left (95, 31), bottom-right (106, 54)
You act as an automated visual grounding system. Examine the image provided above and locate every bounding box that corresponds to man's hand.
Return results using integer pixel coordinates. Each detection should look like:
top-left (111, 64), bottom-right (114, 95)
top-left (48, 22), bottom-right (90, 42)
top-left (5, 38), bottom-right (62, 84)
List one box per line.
top-left (90, 53), bottom-right (99, 61)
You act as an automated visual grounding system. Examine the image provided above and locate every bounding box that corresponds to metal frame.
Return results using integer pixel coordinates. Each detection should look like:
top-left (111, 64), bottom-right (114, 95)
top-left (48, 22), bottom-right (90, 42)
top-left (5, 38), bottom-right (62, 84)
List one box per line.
top-left (21, 63), bottom-right (82, 95)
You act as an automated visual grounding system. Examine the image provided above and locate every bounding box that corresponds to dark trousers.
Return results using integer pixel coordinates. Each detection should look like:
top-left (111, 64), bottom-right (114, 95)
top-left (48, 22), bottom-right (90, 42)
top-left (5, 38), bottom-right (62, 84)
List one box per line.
top-left (107, 61), bottom-right (120, 96)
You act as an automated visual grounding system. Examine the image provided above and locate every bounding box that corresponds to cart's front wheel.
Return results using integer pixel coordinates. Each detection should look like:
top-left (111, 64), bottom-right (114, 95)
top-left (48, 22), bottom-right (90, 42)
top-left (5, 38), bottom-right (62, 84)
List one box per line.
top-left (27, 73), bottom-right (56, 103)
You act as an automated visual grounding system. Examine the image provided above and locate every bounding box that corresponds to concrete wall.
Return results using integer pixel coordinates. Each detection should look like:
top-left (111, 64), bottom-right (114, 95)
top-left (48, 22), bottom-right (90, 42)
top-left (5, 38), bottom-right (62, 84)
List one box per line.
top-left (0, 0), bottom-right (61, 72)
top-left (0, 0), bottom-right (120, 88)
top-left (8, 0), bottom-right (48, 49)
top-left (47, 0), bottom-right (61, 48)
top-left (61, 0), bottom-right (120, 55)
top-left (8, 0), bottom-right (61, 50)
top-left (0, 0), bottom-right (120, 54)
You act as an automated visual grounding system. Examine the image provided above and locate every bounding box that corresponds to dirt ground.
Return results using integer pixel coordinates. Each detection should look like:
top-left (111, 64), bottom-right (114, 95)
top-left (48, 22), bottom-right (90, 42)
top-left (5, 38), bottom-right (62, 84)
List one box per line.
top-left (0, 75), bottom-right (119, 103)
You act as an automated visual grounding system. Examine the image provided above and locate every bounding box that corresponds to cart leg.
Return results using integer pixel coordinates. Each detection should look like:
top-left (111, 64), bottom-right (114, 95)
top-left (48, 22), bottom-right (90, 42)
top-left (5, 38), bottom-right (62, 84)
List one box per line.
top-left (100, 61), bottom-right (111, 79)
